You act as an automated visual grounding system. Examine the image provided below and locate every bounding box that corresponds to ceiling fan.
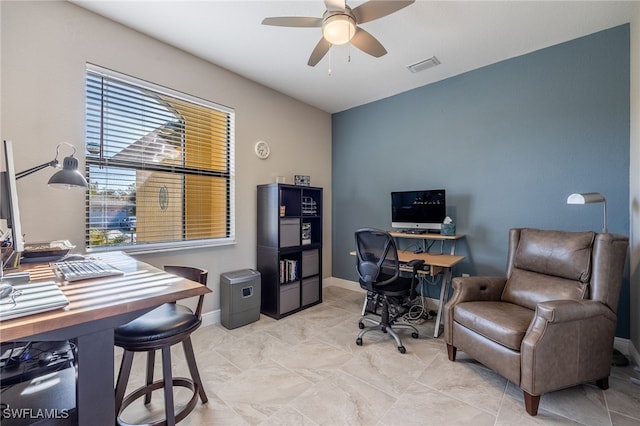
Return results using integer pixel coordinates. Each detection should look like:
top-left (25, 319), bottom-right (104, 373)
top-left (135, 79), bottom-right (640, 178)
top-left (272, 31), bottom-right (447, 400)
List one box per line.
top-left (262, 0), bottom-right (415, 67)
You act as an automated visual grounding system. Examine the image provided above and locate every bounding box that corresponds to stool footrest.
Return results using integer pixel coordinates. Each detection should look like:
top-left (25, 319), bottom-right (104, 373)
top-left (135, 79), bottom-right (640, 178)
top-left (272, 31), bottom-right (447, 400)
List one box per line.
top-left (117, 378), bottom-right (199, 426)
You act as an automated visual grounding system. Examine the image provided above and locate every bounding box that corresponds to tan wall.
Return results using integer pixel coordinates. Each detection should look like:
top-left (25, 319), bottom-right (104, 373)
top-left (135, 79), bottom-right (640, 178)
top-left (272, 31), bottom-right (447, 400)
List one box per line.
top-left (0, 1), bottom-right (332, 314)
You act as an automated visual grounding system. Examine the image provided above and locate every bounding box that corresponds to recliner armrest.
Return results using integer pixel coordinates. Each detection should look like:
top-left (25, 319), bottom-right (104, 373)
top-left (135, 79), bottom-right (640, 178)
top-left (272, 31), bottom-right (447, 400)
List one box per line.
top-left (534, 299), bottom-right (615, 323)
top-left (444, 276), bottom-right (506, 344)
top-left (449, 276), bottom-right (506, 303)
top-left (521, 298), bottom-right (617, 397)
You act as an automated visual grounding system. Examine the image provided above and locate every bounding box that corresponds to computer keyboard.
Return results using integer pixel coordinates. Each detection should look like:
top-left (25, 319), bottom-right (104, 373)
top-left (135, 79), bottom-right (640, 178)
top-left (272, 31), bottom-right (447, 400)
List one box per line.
top-left (54, 259), bottom-right (124, 282)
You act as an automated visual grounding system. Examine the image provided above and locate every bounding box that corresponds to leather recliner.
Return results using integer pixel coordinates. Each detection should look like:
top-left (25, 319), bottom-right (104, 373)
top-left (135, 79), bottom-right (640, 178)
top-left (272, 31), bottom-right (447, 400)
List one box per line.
top-left (444, 228), bottom-right (628, 416)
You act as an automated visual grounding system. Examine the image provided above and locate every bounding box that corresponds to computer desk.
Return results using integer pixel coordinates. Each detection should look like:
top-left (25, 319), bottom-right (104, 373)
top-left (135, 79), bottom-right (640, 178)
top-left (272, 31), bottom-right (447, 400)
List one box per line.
top-left (350, 248), bottom-right (464, 338)
top-left (0, 251), bottom-right (211, 426)
top-left (388, 231), bottom-right (465, 256)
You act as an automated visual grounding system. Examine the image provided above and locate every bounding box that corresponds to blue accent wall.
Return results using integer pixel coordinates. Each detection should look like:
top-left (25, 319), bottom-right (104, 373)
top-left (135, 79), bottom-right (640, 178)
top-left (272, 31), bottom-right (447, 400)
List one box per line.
top-left (332, 25), bottom-right (630, 336)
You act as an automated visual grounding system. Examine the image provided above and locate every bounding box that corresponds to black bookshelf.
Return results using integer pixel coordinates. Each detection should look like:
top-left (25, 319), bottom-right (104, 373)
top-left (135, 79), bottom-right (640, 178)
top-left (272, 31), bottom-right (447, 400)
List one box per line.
top-left (257, 183), bottom-right (322, 319)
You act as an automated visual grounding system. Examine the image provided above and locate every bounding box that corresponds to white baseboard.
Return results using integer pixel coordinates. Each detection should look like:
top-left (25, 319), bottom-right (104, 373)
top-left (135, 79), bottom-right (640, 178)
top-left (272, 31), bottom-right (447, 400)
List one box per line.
top-left (201, 309), bottom-right (220, 327)
top-left (201, 277), bottom-right (356, 327)
top-left (323, 276), bottom-right (363, 292)
top-left (619, 336), bottom-right (640, 366)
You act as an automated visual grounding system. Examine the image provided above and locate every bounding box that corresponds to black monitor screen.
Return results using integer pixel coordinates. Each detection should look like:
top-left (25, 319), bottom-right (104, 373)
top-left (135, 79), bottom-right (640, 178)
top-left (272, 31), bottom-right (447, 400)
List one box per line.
top-left (391, 190), bottom-right (446, 227)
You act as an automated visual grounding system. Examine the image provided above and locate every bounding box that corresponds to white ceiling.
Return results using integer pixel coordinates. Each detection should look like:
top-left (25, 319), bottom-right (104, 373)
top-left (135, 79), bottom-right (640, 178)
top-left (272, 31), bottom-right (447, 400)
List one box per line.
top-left (71, 1), bottom-right (637, 114)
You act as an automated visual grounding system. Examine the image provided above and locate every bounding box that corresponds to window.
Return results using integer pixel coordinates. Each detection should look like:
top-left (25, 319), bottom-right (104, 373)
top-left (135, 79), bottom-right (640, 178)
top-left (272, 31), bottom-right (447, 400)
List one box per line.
top-left (85, 64), bottom-right (235, 252)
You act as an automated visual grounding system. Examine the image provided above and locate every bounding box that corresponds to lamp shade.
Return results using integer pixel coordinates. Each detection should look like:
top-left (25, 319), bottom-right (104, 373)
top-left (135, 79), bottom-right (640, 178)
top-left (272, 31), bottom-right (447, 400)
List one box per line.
top-left (567, 192), bottom-right (606, 204)
top-left (47, 155), bottom-right (88, 189)
top-left (566, 192), bottom-right (607, 232)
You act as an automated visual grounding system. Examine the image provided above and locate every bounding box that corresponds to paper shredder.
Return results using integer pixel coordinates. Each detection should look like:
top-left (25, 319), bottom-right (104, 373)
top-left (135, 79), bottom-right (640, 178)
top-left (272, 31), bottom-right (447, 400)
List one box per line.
top-left (220, 269), bottom-right (261, 329)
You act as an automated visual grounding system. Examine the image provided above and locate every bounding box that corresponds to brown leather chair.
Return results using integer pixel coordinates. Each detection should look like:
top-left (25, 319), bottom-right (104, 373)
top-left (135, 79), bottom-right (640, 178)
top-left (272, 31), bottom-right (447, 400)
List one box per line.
top-left (444, 228), bottom-right (628, 416)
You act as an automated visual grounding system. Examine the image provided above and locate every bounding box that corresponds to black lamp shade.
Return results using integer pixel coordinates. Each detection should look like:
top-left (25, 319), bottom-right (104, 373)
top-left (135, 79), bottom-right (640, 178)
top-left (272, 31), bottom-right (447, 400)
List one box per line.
top-left (47, 155), bottom-right (88, 189)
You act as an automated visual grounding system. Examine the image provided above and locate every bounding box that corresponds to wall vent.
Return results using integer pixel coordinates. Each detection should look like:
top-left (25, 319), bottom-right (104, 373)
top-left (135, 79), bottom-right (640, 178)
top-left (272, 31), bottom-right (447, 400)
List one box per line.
top-left (407, 56), bottom-right (441, 73)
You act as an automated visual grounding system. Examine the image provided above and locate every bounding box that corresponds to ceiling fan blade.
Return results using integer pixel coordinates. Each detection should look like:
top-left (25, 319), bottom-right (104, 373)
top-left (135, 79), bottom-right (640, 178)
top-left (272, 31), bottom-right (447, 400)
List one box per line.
top-left (324, 0), bottom-right (346, 12)
top-left (350, 27), bottom-right (387, 58)
top-left (352, 0), bottom-right (415, 24)
top-left (261, 17), bottom-right (322, 27)
top-left (308, 38), bottom-right (332, 66)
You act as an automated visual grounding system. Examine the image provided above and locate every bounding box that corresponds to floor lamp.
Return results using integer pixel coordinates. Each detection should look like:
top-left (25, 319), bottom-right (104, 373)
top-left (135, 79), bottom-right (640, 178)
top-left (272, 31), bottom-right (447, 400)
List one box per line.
top-left (566, 192), bottom-right (628, 366)
top-left (566, 192), bottom-right (607, 232)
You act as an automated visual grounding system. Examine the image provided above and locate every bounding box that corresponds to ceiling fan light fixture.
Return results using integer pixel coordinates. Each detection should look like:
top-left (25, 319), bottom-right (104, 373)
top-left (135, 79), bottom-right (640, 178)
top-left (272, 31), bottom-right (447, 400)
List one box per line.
top-left (322, 14), bottom-right (356, 45)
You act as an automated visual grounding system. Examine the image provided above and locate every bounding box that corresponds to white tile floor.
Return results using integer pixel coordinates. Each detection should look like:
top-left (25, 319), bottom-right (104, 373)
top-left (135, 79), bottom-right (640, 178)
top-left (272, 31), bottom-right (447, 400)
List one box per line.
top-left (117, 286), bottom-right (640, 425)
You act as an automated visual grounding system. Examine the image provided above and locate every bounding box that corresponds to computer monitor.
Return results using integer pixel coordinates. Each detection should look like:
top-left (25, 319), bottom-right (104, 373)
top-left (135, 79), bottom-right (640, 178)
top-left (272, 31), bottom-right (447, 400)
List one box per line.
top-left (391, 189), bottom-right (446, 232)
top-left (1, 140), bottom-right (25, 268)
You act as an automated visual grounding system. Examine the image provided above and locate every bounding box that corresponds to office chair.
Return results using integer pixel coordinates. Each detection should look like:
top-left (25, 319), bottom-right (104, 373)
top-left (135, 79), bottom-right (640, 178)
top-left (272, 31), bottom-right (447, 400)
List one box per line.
top-left (354, 228), bottom-right (424, 353)
top-left (114, 266), bottom-right (209, 426)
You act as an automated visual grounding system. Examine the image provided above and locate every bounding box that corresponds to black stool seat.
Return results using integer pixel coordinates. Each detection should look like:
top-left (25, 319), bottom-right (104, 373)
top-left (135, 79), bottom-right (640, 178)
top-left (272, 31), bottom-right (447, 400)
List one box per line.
top-left (115, 304), bottom-right (201, 348)
top-left (114, 266), bottom-right (209, 426)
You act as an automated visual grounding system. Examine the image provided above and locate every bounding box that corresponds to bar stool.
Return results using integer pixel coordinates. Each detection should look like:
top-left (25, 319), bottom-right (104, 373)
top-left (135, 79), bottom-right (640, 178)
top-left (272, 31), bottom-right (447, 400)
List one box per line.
top-left (114, 266), bottom-right (209, 426)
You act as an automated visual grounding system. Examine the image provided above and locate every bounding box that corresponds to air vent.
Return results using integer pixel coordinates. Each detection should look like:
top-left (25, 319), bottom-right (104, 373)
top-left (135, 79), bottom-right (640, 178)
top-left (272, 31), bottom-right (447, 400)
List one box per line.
top-left (407, 56), bottom-right (440, 73)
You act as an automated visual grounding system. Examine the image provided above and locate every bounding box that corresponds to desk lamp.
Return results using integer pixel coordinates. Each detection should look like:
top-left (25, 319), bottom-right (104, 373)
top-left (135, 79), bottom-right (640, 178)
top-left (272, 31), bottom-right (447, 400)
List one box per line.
top-left (566, 192), bottom-right (629, 366)
top-left (15, 142), bottom-right (88, 188)
top-left (0, 142), bottom-right (87, 275)
top-left (566, 192), bottom-right (607, 232)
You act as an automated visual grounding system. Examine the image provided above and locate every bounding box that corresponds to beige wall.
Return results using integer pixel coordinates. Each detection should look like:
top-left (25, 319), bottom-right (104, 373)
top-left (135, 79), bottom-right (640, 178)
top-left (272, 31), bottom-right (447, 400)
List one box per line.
top-left (630, 4), bottom-right (640, 363)
top-left (0, 1), bottom-right (332, 314)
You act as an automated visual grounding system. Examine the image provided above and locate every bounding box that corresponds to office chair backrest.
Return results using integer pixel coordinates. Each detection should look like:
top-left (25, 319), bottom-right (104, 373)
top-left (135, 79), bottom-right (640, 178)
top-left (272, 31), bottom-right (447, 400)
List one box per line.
top-left (355, 228), bottom-right (400, 289)
top-left (164, 265), bottom-right (208, 318)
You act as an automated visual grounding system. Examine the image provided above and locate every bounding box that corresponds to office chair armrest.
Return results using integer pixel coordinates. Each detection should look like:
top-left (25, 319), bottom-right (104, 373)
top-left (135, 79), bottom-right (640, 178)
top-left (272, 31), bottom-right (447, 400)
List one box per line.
top-left (406, 259), bottom-right (425, 271)
top-left (406, 259), bottom-right (425, 299)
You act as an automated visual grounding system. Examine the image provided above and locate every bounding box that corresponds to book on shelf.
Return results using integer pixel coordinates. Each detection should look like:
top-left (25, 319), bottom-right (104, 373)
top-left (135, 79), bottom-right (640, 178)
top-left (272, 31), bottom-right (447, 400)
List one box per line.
top-left (279, 259), bottom-right (299, 283)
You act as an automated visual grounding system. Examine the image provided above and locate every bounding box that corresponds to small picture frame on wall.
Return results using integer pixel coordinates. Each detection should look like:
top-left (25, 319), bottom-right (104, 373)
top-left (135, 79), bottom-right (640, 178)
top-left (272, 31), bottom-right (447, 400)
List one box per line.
top-left (295, 175), bottom-right (310, 186)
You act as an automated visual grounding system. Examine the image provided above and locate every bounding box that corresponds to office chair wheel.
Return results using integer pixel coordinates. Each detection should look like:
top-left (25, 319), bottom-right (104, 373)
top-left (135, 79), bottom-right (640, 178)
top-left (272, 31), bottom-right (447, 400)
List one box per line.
top-left (356, 337), bottom-right (363, 346)
top-left (358, 322), bottom-right (365, 329)
top-left (412, 332), bottom-right (419, 338)
top-left (398, 346), bottom-right (406, 354)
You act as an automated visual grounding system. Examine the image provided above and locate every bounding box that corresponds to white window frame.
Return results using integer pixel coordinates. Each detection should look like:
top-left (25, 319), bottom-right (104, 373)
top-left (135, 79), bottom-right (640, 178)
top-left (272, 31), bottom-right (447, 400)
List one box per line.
top-left (85, 64), bottom-right (235, 254)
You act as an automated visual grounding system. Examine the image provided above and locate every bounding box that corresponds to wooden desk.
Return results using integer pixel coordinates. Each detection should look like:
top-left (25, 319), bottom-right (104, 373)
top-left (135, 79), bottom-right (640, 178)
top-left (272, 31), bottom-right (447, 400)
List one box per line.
top-left (389, 231), bottom-right (465, 255)
top-left (350, 249), bottom-right (464, 338)
top-left (0, 252), bottom-right (211, 426)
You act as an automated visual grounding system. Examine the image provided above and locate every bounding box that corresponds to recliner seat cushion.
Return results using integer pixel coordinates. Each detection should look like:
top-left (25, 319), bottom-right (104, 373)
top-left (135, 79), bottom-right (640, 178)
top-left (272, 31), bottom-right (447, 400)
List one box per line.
top-left (454, 301), bottom-right (534, 351)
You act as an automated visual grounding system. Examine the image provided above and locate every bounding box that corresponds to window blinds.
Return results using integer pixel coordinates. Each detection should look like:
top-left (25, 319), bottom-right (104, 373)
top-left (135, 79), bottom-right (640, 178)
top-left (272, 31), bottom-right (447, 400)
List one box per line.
top-left (85, 65), bottom-right (235, 252)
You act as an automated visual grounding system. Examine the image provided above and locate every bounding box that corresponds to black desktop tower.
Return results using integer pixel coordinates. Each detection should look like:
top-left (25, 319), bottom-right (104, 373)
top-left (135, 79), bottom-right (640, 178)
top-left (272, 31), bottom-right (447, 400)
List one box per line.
top-left (0, 341), bottom-right (77, 425)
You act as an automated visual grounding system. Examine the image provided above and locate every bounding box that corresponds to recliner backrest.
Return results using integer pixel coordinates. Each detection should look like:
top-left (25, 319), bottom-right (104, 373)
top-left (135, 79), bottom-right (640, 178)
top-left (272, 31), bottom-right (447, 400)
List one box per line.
top-left (590, 232), bottom-right (629, 313)
top-left (502, 228), bottom-right (594, 310)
